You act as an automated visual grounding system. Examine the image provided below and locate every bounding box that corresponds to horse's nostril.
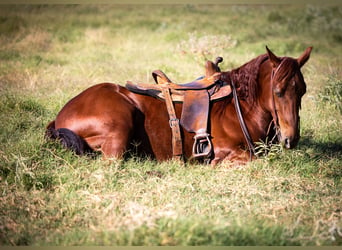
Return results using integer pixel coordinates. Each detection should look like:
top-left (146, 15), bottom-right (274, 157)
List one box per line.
top-left (284, 137), bottom-right (291, 149)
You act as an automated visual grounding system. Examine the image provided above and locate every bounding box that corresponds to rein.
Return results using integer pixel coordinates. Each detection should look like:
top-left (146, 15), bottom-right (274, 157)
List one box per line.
top-left (230, 79), bottom-right (256, 160)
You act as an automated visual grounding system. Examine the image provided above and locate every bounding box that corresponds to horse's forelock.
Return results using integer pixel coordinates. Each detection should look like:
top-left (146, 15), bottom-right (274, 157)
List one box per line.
top-left (274, 57), bottom-right (299, 82)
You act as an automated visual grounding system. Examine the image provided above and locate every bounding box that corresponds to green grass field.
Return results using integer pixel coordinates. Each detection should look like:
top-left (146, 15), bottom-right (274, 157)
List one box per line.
top-left (0, 4), bottom-right (341, 246)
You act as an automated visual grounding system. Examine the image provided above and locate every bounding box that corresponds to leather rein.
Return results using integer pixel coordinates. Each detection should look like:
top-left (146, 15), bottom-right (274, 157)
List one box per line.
top-left (230, 79), bottom-right (256, 160)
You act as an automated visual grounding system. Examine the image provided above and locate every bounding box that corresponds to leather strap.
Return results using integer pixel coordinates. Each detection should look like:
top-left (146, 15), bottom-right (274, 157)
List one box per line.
top-left (161, 87), bottom-right (183, 160)
top-left (230, 80), bottom-right (256, 160)
top-left (270, 62), bottom-right (284, 143)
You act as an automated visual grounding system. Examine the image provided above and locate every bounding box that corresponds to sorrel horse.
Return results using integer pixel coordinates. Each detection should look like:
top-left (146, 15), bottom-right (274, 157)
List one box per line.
top-left (46, 46), bottom-right (312, 165)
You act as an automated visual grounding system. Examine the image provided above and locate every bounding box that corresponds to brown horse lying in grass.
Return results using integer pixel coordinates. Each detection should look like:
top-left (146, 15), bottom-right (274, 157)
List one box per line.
top-left (46, 46), bottom-right (312, 165)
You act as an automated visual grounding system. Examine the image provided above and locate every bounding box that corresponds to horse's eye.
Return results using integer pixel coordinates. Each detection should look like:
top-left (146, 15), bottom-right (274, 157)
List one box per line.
top-left (273, 86), bottom-right (283, 98)
top-left (275, 91), bottom-right (283, 98)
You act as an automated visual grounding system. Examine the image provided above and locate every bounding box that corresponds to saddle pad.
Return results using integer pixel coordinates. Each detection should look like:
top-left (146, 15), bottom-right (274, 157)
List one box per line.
top-left (180, 90), bottom-right (209, 133)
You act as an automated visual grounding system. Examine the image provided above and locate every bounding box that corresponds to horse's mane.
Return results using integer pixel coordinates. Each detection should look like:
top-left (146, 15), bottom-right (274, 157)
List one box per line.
top-left (230, 54), bottom-right (268, 105)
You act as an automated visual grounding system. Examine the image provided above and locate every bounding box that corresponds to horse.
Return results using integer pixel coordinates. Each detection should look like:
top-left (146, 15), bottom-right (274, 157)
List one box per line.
top-left (46, 46), bottom-right (312, 165)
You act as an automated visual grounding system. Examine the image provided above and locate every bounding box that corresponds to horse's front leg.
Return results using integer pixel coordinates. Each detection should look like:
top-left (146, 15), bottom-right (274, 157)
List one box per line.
top-left (85, 131), bottom-right (132, 159)
top-left (211, 148), bottom-right (251, 167)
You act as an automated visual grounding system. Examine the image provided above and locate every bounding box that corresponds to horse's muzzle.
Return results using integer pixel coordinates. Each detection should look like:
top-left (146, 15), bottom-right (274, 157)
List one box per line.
top-left (282, 135), bottom-right (300, 149)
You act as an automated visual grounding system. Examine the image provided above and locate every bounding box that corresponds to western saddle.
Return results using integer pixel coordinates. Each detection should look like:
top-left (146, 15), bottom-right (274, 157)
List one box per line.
top-left (126, 57), bottom-right (232, 162)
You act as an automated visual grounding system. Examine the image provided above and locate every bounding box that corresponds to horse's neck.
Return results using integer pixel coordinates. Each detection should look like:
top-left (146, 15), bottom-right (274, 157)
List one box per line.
top-left (257, 59), bottom-right (273, 113)
top-left (249, 59), bottom-right (275, 135)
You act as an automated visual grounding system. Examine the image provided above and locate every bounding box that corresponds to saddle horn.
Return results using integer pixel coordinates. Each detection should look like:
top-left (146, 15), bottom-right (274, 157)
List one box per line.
top-left (214, 56), bottom-right (223, 71)
top-left (205, 57), bottom-right (223, 77)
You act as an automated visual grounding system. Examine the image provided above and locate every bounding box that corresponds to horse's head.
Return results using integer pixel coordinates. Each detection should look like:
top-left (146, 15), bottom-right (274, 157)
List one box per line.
top-left (266, 46), bottom-right (312, 149)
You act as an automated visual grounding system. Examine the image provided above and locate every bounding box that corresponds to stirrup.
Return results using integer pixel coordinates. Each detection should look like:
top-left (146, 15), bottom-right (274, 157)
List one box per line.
top-left (192, 133), bottom-right (213, 159)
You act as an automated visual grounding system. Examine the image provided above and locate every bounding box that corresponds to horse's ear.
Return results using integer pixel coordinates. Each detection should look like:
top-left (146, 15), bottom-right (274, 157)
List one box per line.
top-left (297, 46), bottom-right (313, 68)
top-left (266, 46), bottom-right (281, 68)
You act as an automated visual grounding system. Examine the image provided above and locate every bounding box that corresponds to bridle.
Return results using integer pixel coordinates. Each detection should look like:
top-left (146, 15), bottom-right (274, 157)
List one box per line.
top-left (269, 59), bottom-right (287, 145)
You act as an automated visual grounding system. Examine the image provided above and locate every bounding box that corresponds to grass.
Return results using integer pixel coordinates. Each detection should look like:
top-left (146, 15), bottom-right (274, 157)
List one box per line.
top-left (0, 4), bottom-right (341, 246)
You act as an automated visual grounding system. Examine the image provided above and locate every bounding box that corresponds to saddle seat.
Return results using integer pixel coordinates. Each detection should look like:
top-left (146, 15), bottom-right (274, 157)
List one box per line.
top-left (125, 57), bottom-right (232, 161)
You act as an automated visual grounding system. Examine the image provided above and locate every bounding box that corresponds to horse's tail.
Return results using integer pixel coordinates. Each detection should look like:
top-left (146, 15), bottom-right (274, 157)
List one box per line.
top-left (45, 121), bottom-right (93, 155)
